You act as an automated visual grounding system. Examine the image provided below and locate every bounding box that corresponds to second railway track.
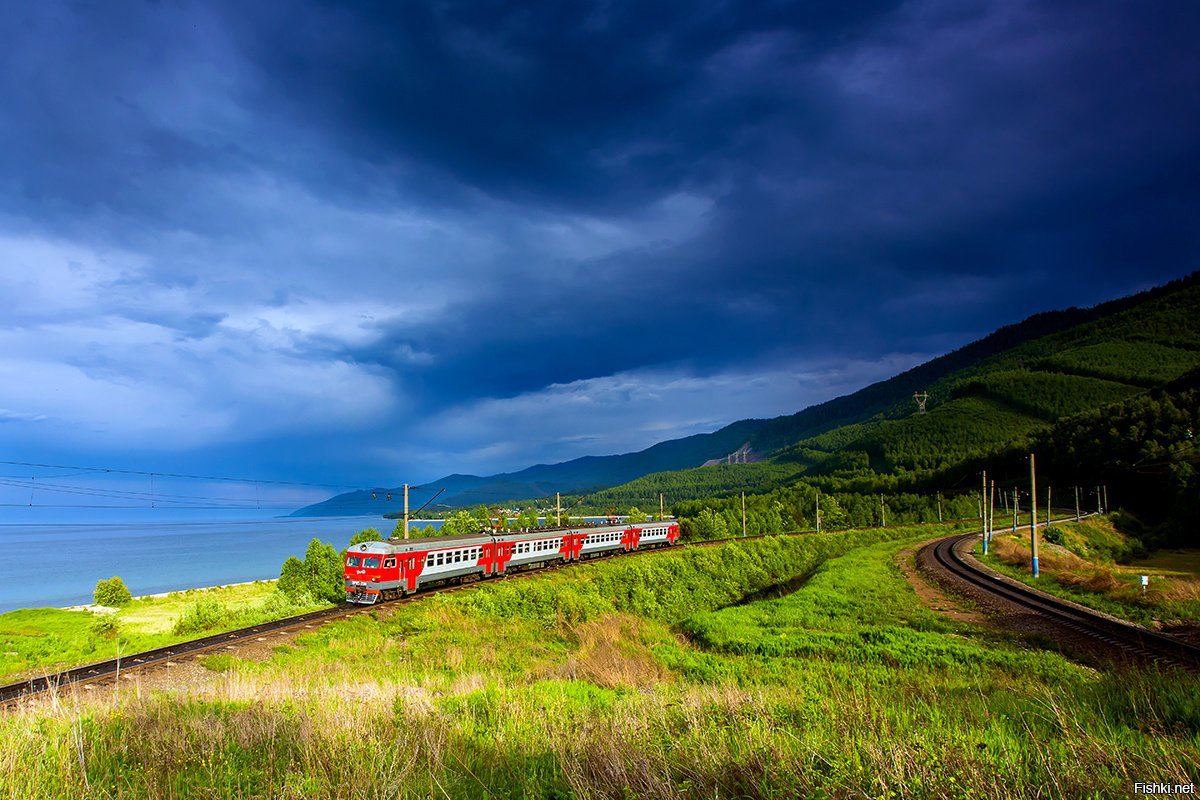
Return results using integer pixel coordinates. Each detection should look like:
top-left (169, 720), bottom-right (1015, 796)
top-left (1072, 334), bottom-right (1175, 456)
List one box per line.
top-left (923, 532), bottom-right (1200, 671)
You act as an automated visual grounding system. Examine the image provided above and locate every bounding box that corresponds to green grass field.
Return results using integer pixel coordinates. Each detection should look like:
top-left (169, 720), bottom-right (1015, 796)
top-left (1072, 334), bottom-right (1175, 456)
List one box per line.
top-left (975, 519), bottom-right (1200, 626)
top-left (2, 523), bottom-right (1196, 799)
top-left (0, 581), bottom-right (329, 683)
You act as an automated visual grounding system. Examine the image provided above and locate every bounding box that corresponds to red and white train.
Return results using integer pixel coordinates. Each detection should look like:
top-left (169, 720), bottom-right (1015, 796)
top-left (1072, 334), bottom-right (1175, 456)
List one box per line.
top-left (344, 520), bottom-right (681, 604)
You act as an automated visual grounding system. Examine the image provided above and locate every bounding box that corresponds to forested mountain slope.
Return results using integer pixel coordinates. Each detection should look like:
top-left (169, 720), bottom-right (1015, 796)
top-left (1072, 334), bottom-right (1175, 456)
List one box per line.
top-left (585, 273), bottom-right (1200, 512)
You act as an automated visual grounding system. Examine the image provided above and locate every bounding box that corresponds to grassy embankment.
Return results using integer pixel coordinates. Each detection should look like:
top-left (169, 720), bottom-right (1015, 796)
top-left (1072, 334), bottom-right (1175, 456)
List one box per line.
top-left (975, 516), bottom-right (1200, 626)
top-left (0, 582), bottom-right (329, 683)
top-left (2, 521), bottom-right (1198, 799)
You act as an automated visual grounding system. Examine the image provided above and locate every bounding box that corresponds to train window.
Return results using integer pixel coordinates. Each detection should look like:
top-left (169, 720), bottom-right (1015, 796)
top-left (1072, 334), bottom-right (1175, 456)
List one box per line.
top-left (453, 551), bottom-right (461, 563)
top-left (384, 558), bottom-right (395, 569)
top-left (436, 553), bottom-right (444, 566)
top-left (426, 554), bottom-right (434, 566)
top-left (347, 556), bottom-right (361, 567)
top-left (364, 557), bottom-right (380, 569)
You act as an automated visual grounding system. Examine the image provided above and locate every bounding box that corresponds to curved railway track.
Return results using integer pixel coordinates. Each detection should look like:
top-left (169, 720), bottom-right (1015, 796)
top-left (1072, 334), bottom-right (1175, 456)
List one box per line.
top-left (925, 532), bottom-right (1200, 671)
top-left (0, 531), bottom-right (759, 705)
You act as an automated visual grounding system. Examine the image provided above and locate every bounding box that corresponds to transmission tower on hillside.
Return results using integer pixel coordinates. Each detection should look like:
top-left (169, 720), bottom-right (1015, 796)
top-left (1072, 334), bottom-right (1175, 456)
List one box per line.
top-left (913, 391), bottom-right (929, 413)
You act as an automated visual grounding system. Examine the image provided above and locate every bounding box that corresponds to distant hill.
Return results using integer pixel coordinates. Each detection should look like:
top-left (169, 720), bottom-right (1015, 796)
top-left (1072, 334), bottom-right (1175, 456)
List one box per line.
top-left (291, 419), bottom-right (766, 516)
top-left (583, 272), bottom-right (1200, 507)
top-left (294, 272), bottom-right (1200, 518)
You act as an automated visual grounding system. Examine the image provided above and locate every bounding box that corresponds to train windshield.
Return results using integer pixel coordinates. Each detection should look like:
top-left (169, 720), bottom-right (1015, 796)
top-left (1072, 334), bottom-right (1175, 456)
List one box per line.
top-left (364, 557), bottom-right (381, 569)
top-left (346, 556), bottom-right (361, 567)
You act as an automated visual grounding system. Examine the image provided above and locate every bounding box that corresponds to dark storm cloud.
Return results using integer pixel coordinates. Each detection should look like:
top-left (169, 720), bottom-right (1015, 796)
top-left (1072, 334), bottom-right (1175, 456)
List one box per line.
top-left (1, 0), bottom-right (1199, 485)
top-left (219, 0), bottom-right (908, 209)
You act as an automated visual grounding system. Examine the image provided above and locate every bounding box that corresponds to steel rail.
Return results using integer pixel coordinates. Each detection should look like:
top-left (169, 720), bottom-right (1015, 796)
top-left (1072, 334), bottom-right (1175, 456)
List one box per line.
top-left (1, 531), bottom-right (753, 704)
top-left (927, 533), bottom-right (1200, 671)
top-left (2, 518), bottom-right (985, 704)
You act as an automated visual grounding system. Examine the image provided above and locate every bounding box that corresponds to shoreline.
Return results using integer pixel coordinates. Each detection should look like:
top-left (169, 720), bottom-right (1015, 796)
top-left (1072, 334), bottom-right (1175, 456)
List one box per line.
top-left (61, 579), bottom-right (274, 613)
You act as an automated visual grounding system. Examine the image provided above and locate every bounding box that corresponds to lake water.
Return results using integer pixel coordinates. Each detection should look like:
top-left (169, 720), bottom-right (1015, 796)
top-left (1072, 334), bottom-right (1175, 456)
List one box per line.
top-left (0, 512), bottom-right (618, 613)
top-left (0, 513), bottom-right (439, 613)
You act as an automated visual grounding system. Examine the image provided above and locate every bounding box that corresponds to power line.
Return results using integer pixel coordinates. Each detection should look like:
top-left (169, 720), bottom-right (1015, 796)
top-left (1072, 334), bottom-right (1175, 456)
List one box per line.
top-left (0, 460), bottom-right (365, 490)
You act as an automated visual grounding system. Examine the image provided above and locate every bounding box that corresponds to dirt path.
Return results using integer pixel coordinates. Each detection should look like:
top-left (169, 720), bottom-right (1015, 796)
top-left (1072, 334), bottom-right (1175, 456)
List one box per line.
top-left (895, 538), bottom-right (989, 625)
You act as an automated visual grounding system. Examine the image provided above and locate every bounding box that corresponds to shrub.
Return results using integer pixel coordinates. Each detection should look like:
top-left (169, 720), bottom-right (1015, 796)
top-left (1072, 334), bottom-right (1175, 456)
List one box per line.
top-left (89, 615), bottom-right (120, 639)
top-left (277, 540), bottom-right (345, 604)
top-left (93, 576), bottom-right (132, 607)
top-left (172, 599), bottom-right (230, 635)
top-left (349, 528), bottom-right (382, 547)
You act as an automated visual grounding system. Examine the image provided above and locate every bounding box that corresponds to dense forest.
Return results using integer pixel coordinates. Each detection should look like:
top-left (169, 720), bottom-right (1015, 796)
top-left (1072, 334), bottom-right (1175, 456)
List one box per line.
top-left (493, 276), bottom-right (1200, 548)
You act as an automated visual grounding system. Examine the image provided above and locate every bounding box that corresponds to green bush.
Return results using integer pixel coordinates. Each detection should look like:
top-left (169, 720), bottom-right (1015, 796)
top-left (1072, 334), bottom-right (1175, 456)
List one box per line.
top-left (277, 539), bottom-right (345, 604)
top-left (349, 528), bottom-right (382, 547)
top-left (89, 614), bottom-right (120, 639)
top-left (93, 576), bottom-right (132, 607)
top-left (172, 599), bottom-right (230, 635)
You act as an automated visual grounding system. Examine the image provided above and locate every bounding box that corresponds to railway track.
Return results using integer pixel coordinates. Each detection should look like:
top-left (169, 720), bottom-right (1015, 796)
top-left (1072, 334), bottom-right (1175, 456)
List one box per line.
top-left (0, 531), bottom-right (766, 705)
top-left (925, 532), bottom-right (1200, 671)
top-left (3, 520), bottom-right (993, 705)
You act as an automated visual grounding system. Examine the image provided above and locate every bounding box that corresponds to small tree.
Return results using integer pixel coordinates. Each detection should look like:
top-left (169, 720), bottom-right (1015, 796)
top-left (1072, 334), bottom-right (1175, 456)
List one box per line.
top-left (441, 510), bottom-right (483, 537)
top-left (626, 507), bottom-right (649, 524)
top-left (93, 576), bottom-right (132, 607)
top-left (278, 556), bottom-right (308, 599)
top-left (690, 507), bottom-right (729, 541)
top-left (303, 539), bottom-right (345, 604)
top-left (349, 527), bottom-right (382, 547)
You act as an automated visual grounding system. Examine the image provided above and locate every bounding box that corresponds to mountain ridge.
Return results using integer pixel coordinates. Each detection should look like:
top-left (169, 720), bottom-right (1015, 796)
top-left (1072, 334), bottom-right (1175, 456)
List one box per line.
top-left (293, 272), bottom-right (1200, 517)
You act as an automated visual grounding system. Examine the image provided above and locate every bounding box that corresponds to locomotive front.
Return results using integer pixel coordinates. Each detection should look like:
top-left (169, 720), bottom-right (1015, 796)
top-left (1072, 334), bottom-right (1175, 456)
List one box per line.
top-left (344, 540), bottom-right (401, 604)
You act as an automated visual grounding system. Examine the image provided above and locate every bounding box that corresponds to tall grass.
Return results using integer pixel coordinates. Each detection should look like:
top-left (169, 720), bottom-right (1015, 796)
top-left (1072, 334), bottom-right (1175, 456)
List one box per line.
top-left (2, 525), bottom-right (1196, 799)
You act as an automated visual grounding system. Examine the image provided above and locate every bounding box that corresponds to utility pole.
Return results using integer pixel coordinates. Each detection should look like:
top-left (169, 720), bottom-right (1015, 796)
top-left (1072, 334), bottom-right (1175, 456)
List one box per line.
top-left (403, 483), bottom-right (410, 540)
top-left (1046, 486), bottom-right (1052, 527)
top-left (659, 492), bottom-right (665, 522)
top-left (556, 492), bottom-right (562, 527)
top-left (816, 491), bottom-right (821, 533)
top-left (1012, 489), bottom-right (1019, 533)
top-left (741, 492), bottom-right (747, 536)
top-left (1102, 484), bottom-right (1109, 514)
top-left (1075, 485), bottom-right (1081, 522)
top-left (880, 494), bottom-right (886, 527)
top-left (1096, 485), bottom-right (1102, 515)
top-left (1030, 454), bottom-right (1039, 578)
top-left (989, 479), bottom-right (995, 545)
top-left (981, 471), bottom-right (988, 555)
top-left (936, 491), bottom-right (943, 523)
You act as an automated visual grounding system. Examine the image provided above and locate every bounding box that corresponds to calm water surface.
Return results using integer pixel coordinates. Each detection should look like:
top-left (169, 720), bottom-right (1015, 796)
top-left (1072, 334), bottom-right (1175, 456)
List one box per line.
top-left (0, 512), bottom-right (439, 612)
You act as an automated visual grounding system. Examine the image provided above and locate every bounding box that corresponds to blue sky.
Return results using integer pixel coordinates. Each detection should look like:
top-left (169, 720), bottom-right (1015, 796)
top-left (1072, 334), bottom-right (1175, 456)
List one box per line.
top-left (1, 1), bottom-right (1198, 507)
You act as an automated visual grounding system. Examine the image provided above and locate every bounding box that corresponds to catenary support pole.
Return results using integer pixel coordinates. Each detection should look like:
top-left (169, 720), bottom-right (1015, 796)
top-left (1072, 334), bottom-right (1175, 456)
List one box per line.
top-left (1075, 485), bottom-right (1081, 522)
top-left (1103, 484), bottom-right (1109, 514)
top-left (816, 491), bottom-right (821, 533)
top-left (989, 479), bottom-right (995, 545)
top-left (937, 491), bottom-right (943, 523)
top-left (881, 493), bottom-right (886, 527)
top-left (1030, 454), bottom-right (1039, 578)
top-left (741, 491), bottom-right (747, 536)
top-left (403, 483), bottom-right (410, 540)
top-left (556, 492), bottom-right (562, 527)
top-left (981, 471), bottom-right (988, 555)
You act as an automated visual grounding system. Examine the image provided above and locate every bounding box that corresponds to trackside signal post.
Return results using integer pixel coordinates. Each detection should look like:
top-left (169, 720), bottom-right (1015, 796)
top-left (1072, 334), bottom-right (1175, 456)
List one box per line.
top-left (1029, 454), bottom-right (1039, 578)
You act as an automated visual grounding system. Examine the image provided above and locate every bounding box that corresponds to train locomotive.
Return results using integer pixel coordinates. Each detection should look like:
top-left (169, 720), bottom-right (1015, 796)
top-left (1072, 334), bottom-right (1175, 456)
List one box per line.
top-left (344, 520), bottom-right (681, 604)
